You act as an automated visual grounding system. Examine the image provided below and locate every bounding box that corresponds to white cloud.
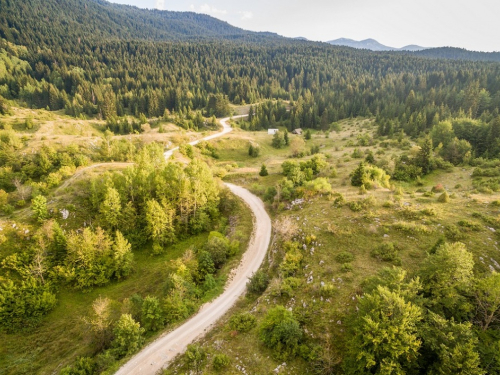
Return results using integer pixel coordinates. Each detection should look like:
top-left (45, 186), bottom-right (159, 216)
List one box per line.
top-left (190, 4), bottom-right (195, 10)
top-left (198, 3), bottom-right (227, 16)
top-left (238, 11), bottom-right (253, 20)
top-left (155, 0), bottom-right (165, 10)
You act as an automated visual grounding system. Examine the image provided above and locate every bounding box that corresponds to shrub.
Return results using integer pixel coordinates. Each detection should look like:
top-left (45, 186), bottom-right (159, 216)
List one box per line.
top-left (420, 207), bottom-right (437, 217)
top-left (247, 270), bottom-right (269, 295)
top-left (259, 164), bottom-right (269, 176)
top-left (333, 193), bottom-right (346, 206)
top-left (445, 224), bottom-right (466, 241)
top-left (351, 162), bottom-right (390, 189)
top-left (212, 353), bottom-right (230, 371)
top-left (351, 148), bottom-right (363, 158)
top-left (31, 195), bottom-right (48, 223)
top-left (280, 247), bottom-right (303, 277)
top-left (371, 242), bottom-right (401, 264)
top-left (3, 204), bottom-right (14, 215)
top-left (229, 312), bottom-right (256, 333)
top-left (111, 314), bottom-right (145, 357)
top-left (204, 232), bottom-right (230, 269)
top-left (179, 144), bottom-right (194, 158)
top-left (457, 220), bottom-right (482, 231)
top-left (349, 201), bottom-right (363, 212)
top-left (341, 263), bottom-right (354, 272)
top-left (248, 144), bottom-right (260, 157)
top-left (320, 282), bottom-right (336, 297)
top-left (280, 277), bottom-right (302, 297)
top-left (437, 191), bottom-right (450, 203)
top-left (141, 296), bottom-right (164, 332)
top-left (392, 221), bottom-right (432, 234)
top-left (184, 344), bottom-right (206, 374)
top-left (431, 184), bottom-right (445, 193)
top-left (60, 357), bottom-right (97, 375)
top-left (304, 177), bottom-right (332, 195)
top-left (259, 306), bottom-right (303, 360)
top-left (335, 251), bottom-right (355, 263)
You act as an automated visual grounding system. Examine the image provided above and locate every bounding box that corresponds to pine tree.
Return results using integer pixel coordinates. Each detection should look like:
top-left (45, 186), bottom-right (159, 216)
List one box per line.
top-left (259, 164), bottom-right (269, 176)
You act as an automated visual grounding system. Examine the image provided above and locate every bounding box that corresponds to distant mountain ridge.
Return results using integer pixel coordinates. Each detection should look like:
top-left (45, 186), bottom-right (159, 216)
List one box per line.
top-left (327, 38), bottom-right (427, 51)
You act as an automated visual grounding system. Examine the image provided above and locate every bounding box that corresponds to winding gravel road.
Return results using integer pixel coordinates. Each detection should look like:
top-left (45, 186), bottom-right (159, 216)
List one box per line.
top-left (163, 114), bottom-right (248, 159)
top-left (115, 115), bottom-right (271, 375)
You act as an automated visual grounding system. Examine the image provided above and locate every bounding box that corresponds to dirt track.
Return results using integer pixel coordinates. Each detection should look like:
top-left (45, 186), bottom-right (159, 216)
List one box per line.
top-left (114, 114), bottom-right (272, 374)
top-left (163, 114), bottom-right (247, 158)
top-left (114, 183), bottom-right (271, 374)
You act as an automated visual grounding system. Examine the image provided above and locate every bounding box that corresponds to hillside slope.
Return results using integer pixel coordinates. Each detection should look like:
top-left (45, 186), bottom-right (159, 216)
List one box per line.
top-left (0, 0), bottom-right (273, 47)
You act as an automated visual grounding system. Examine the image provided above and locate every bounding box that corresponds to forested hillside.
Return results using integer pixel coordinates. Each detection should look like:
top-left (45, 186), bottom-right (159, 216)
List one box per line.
top-left (1, 0), bottom-right (499, 137)
top-left (413, 47), bottom-right (500, 62)
top-left (0, 0), bottom-right (260, 45)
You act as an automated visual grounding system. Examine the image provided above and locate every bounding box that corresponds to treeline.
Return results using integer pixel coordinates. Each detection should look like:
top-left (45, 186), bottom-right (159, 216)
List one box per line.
top-left (1, 29), bottom-right (499, 127)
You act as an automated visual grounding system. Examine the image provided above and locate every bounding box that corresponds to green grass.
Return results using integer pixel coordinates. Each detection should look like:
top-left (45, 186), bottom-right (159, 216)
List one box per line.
top-left (164, 117), bottom-right (500, 375)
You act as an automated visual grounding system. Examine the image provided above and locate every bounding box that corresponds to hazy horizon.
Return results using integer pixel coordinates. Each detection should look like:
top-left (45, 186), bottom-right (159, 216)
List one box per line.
top-left (106, 0), bottom-right (500, 52)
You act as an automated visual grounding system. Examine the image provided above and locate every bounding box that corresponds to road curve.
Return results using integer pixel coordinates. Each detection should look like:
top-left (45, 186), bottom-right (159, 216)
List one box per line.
top-left (163, 114), bottom-right (248, 159)
top-left (116, 115), bottom-right (270, 375)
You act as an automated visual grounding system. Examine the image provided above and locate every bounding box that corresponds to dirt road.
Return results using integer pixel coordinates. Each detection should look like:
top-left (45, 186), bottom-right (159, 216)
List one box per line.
top-left (114, 183), bottom-right (271, 375)
top-left (115, 114), bottom-right (271, 374)
top-left (163, 114), bottom-right (247, 159)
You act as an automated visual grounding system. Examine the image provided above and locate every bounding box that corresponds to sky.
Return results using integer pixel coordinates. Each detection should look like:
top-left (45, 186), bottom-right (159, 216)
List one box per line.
top-left (107, 0), bottom-right (500, 52)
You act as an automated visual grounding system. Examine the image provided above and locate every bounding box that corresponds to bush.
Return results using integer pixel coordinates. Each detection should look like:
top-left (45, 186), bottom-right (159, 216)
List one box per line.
top-left (320, 282), bottom-right (336, 297)
top-left (432, 183), bottom-right (445, 193)
top-left (259, 306), bottom-right (303, 360)
top-left (420, 207), bottom-right (437, 217)
top-left (335, 251), bottom-right (355, 263)
top-left (60, 357), bottom-right (97, 375)
top-left (141, 296), bottom-right (164, 332)
top-left (111, 314), bottom-right (145, 357)
top-left (371, 242), bottom-right (401, 264)
top-left (457, 220), bottom-right (482, 231)
top-left (31, 195), bottom-right (48, 223)
top-left (247, 270), bottom-right (269, 295)
top-left (184, 344), bottom-right (206, 374)
top-left (248, 144), bottom-right (260, 157)
top-left (229, 312), bottom-right (256, 333)
top-left (280, 277), bottom-right (303, 297)
top-left (212, 353), bottom-right (230, 371)
top-left (204, 232), bottom-right (231, 269)
top-left (392, 221), bottom-right (432, 234)
top-left (259, 164), bottom-right (269, 176)
top-left (445, 224), bottom-right (466, 241)
top-left (437, 191), bottom-right (450, 203)
top-left (3, 204), bottom-right (14, 215)
top-left (341, 263), bottom-right (354, 272)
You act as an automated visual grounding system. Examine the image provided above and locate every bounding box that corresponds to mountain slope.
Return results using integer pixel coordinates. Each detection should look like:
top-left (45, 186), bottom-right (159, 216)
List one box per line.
top-left (0, 0), bottom-right (273, 48)
top-left (327, 38), bottom-right (426, 51)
